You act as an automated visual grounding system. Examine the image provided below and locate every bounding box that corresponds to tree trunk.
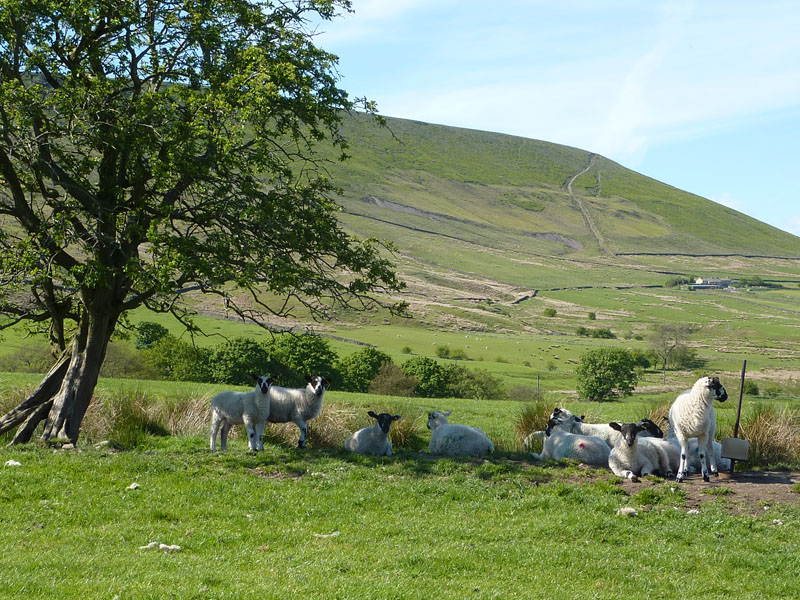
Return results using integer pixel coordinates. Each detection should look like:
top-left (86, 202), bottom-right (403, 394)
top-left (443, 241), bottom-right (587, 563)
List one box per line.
top-left (40, 310), bottom-right (116, 443)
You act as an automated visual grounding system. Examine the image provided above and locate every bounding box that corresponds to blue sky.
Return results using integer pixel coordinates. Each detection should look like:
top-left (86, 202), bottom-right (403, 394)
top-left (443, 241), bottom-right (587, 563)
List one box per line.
top-left (316, 0), bottom-right (800, 237)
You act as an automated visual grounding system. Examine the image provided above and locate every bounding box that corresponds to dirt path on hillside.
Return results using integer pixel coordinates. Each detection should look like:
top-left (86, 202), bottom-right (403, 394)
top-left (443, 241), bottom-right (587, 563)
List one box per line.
top-left (566, 154), bottom-right (612, 256)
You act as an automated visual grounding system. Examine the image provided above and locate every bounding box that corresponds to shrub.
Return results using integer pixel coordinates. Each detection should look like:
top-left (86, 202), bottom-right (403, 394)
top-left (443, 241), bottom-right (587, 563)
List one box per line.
top-left (368, 363), bottom-right (418, 397)
top-left (575, 348), bottom-right (638, 402)
top-left (588, 312), bottom-right (596, 320)
top-left (589, 327), bottom-right (615, 339)
top-left (337, 347), bottom-right (392, 393)
top-left (208, 337), bottom-right (277, 386)
top-left (444, 365), bottom-right (506, 400)
top-left (727, 404), bottom-right (800, 468)
top-left (401, 356), bottom-right (448, 398)
top-left (435, 345), bottom-right (451, 358)
top-left (743, 380), bottom-right (760, 396)
top-left (273, 334), bottom-right (339, 387)
top-left (401, 346), bottom-right (412, 354)
top-left (133, 321), bottom-right (170, 349)
top-left (0, 343), bottom-right (55, 373)
top-left (576, 326), bottom-right (589, 337)
top-left (629, 349), bottom-right (651, 369)
top-left (100, 342), bottom-right (159, 380)
top-left (144, 335), bottom-right (213, 382)
top-left (763, 384), bottom-right (783, 399)
top-left (543, 307), bottom-right (557, 317)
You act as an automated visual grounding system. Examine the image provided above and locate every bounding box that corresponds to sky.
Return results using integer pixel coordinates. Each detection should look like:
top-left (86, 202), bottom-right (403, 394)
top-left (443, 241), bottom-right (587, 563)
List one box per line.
top-left (314, 0), bottom-right (800, 237)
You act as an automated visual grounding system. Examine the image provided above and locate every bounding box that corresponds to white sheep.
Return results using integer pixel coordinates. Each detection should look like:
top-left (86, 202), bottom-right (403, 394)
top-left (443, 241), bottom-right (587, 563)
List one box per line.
top-left (546, 407), bottom-right (663, 447)
top-left (608, 422), bottom-right (674, 482)
top-left (529, 418), bottom-right (611, 467)
top-left (427, 410), bottom-right (494, 456)
top-left (668, 376), bottom-right (728, 482)
top-left (344, 411), bottom-right (402, 456)
top-left (210, 374), bottom-right (273, 451)
top-left (268, 375), bottom-right (330, 448)
top-left (663, 417), bottom-right (731, 475)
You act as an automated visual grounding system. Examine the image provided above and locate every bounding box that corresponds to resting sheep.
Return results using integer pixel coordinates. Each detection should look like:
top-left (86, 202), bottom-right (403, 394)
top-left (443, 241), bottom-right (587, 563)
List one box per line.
top-left (668, 376), bottom-right (728, 482)
top-left (210, 374), bottom-right (273, 451)
top-left (529, 418), bottom-right (611, 467)
top-left (344, 411), bottom-right (402, 456)
top-left (427, 410), bottom-right (494, 456)
top-left (608, 422), bottom-right (673, 481)
top-left (268, 375), bottom-right (330, 448)
top-left (545, 407), bottom-right (663, 448)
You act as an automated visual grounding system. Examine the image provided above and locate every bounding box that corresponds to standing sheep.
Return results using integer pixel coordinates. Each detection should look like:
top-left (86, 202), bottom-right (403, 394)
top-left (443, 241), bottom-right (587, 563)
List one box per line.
top-left (268, 375), bottom-right (330, 448)
top-left (608, 422), bottom-right (673, 482)
top-left (427, 410), bottom-right (494, 456)
top-left (344, 411), bottom-right (402, 456)
top-left (669, 376), bottom-right (728, 482)
top-left (210, 374), bottom-right (273, 451)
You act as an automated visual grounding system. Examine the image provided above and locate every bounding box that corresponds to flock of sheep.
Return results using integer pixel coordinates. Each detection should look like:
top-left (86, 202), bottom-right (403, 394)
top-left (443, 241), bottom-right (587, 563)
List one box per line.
top-left (209, 372), bottom-right (731, 483)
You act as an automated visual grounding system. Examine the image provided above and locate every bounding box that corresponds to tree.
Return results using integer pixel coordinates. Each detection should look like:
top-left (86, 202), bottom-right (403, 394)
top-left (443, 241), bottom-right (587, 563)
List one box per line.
top-left (336, 346), bottom-right (392, 393)
top-left (575, 348), bottom-right (638, 402)
top-left (401, 357), bottom-right (448, 398)
top-left (648, 323), bottom-right (693, 372)
top-left (0, 0), bottom-right (405, 444)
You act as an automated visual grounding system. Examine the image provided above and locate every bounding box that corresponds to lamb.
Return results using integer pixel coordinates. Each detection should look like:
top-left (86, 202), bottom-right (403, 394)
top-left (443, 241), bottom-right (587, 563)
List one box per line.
top-left (546, 407), bottom-right (663, 447)
top-left (608, 422), bottom-right (673, 482)
top-left (344, 411), bottom-right (402, 456)
top-left (268, 375), bottom-right (330, 448)
top-left (210, 374), bottom-right (273, 451)
top-left (668, 376), bottom-right (728, 482)
top-left (529, 418), bottom-right (611, 467)
top-left (427, 410), bottom-right (494, 456)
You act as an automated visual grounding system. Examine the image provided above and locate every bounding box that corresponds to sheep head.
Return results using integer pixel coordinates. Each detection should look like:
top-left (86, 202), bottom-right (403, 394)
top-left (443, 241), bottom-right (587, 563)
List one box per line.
top-left (609, 422), bottom-right (646, 447)
top-left (427, 410), bottom-right (452, 431)
top-left (368, 411), bottom-right (402, 434)
top-left (698, 376), bottom-right (728, 403)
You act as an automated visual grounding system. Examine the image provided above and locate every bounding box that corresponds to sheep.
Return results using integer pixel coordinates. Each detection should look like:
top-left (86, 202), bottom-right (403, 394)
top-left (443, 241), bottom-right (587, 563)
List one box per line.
top-left (529, 417), bottom-right (611, 467)
top-left (607, 422), bottom-right (674, 482)
top-left (663, 417), bottom-right (731, 475)
top-left (427, 410), bottom-right (494, 456)
top-left (268, 374), bottom-right (330, 448)
top-left (668, 376), bottom-right (728, 482)
top-left (344, 411), bottom-right (402, 456)
top-left (547, 407), bottom-right (663, 447)
top-left (210, 374), bottom-right (273, 451)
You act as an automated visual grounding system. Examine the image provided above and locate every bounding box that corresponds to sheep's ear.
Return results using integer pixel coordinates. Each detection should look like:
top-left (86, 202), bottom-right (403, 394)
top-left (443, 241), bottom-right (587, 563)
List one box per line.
top-left (444, 410), bottom-right (453, 416)
top-left (368, 410), bottom-right (378, 419)
top-left (609, 422), bottom-right (622, 431)
top-left (552, 407), bottom-right (562, 415)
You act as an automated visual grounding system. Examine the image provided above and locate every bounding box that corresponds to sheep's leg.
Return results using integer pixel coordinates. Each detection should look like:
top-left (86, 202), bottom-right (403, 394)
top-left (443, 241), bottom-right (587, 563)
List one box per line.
top-left (255, 422), bottom-right (265, 451)
top-left (294, 418), bottom-right (307, 448)
top-left (244, 419), bottom-right (258, 451)
top-left (706, 437), bottom-right (719, 476)
top-left (621, 469), bottom-right (639, 482)
top-left (695, 434), bottom-right (711, 481)
top-left (210, 413), bottom-right (222, 451)
top-left (675, 437), bottom-right (689, 482)
top-left (655, 445), bottom-right (673, 478)
top-left (220, 422), bottom-right (231, 451)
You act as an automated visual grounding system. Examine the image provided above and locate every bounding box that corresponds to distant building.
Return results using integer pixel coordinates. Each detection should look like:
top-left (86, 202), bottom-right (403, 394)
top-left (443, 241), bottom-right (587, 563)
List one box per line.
top-left (691, 277), bottom-right (738, 290)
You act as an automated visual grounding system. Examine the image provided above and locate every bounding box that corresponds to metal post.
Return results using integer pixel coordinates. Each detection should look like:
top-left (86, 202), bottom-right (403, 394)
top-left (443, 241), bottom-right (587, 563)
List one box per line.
top-left (729, 359), bottom-right (747, 475)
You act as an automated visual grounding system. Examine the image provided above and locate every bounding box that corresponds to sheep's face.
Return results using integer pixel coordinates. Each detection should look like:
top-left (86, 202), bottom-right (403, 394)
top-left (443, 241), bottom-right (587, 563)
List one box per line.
top-left (252, 374), bottom-right (273, 394)
top-left (369, 411), bottom-right (402, 434)
top-left (427, 410), bottom-right (451, 431)
top-left (305, 375), bottom-right (329, 396)
top-left (544, 417), bottom-right (569, 436)
top-left (609, 422), bottom-right (644, 447)
top-left (704, 376), bottom-right (728, 402)
top-left (637, 418), bottom-right (664, 438)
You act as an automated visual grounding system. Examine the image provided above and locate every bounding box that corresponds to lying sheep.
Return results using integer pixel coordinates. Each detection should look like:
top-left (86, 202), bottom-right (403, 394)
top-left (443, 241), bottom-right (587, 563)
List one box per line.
top-left (669, 376), bottom-right (728, 482)
top-left (268, 375), bottom-right (330, 448)
top-left (427, 410), bottom-right (494, 456)
top-left (529, 418), bottom-right (611, 467)
top-left (546, 407), bottom-right (663, 447)
top-left (608, 422), bottom-right (673, 482)
top-left (210, 374), bottom-right (273, 451)
top-left (344, 411), bottom-right (402, 456)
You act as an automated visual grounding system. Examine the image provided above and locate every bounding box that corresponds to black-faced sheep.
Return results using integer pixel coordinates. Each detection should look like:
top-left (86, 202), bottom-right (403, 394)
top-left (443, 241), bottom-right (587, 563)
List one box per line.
top-left (210, 374), bottom-right (273, 451)
top-left (268, 375), bottom-right (330, 448)
top-left (344, 411), bottom-right (402, 456)
top-left (608, 421), bottom-right (673, 482)
top-left (668, 376), bottom-right (728, 482)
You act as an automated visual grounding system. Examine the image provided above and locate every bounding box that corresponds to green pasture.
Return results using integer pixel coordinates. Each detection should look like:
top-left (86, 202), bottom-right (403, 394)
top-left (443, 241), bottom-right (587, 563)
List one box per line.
top-left (2, 369), bottom-right (800, 599)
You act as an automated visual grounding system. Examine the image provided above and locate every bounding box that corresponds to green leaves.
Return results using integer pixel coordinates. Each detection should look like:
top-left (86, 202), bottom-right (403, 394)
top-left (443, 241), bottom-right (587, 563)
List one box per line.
top-left (575, 347), bottom-right (638, 402)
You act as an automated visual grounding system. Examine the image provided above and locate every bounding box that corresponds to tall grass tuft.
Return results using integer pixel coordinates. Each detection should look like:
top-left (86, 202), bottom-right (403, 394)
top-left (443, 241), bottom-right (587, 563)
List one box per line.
top-left (644, 402), bottom-right (672, 434)
top-left (724, 404), bottom-right (800, 468)
top-left (81, 389), bottom-right (169, 449)
top-left (513, 399), bottom-right (552, 453)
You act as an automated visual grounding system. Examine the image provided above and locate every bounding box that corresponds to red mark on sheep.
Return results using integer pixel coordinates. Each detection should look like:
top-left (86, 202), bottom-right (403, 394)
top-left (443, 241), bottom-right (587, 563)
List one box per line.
top-left (579, 442), bottom-right (586, 449)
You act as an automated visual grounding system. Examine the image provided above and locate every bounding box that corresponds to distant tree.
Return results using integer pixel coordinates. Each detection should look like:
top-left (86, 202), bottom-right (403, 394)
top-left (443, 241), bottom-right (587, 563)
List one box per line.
top-left (368, 363), bottom-right (417, 397)
top-left (648, 323), bottom-right (693, 372)
top-left (588, 312), bottom-right (597, 320)
top-left (337, 347), bottom-right (392, 393)
top-left (274, 335), bottom-right (339, 388)
top-left (543, 308), bottom-right (557, 317)
top-left (134, 322), bottom-right (170, 350)
top-left (401, 357), bottom-right (448, 398)
top-left (0, 0), bottom-right (405, 444)
top-left (575, 348), bottom-right (638, 402)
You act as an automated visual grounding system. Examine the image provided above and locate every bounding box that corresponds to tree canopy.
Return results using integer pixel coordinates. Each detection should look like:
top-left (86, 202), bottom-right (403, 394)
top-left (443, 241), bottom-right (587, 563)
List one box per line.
top-left (0, 0), bottom-right (405, 443)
